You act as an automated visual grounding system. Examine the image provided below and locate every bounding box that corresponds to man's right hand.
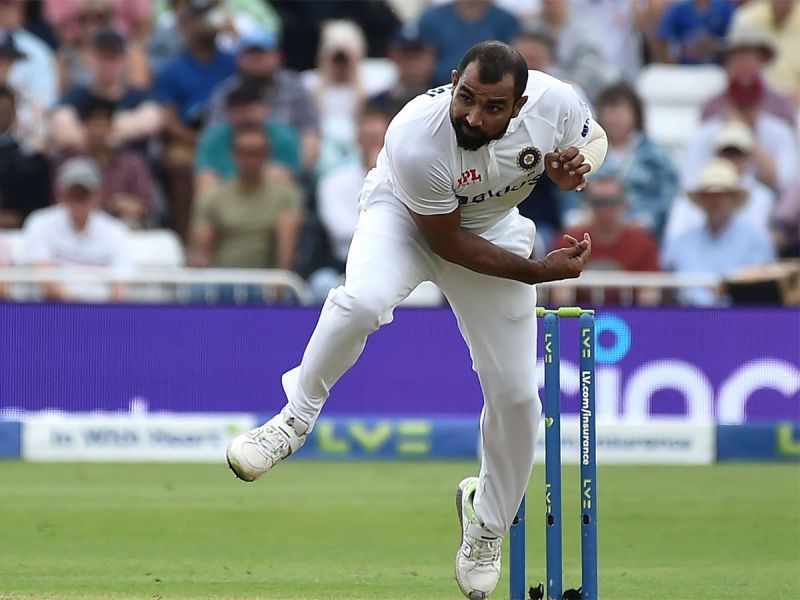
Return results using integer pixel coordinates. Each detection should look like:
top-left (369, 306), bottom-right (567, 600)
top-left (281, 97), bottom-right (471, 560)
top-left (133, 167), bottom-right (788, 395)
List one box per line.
top-left (538, 233), bottom-right (592, 282)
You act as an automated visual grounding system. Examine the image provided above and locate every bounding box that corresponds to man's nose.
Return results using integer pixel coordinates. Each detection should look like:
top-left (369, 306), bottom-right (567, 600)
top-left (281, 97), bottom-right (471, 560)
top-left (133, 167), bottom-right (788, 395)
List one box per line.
top-left (466, 109), bottom-right (483, 128)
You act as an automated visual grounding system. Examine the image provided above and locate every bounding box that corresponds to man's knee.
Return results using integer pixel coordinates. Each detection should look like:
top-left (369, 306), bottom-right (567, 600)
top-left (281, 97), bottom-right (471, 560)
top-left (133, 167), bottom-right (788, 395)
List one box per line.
top-left (327, 285), bottom-right (394, 331)
top-left (482, 370), bottom-right (541, 413)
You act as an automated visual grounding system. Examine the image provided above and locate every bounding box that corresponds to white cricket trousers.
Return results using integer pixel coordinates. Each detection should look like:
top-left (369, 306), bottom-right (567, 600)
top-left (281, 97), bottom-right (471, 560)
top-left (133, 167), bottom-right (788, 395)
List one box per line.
top-left (282, 193), bottom-right (542, 537)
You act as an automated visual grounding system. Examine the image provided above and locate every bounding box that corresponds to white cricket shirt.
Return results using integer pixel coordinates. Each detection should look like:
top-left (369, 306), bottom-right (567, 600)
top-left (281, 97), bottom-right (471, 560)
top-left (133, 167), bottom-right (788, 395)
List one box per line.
top-left (362, 70), bottom-right (593, 234)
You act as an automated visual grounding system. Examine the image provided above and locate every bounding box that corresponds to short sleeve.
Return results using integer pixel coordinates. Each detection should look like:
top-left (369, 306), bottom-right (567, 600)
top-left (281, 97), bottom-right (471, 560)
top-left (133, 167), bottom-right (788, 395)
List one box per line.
top-left (289, 81), bottom-right (320, 133)
top-left (658, 5), bottom-right (679, 42)
top-left (274, 182), bottom-right (304, 216)
top-left (153, 63), bottom-right (180, 106)
top-left (384, 125), bottom-right (456, 216)
top-left (20, 213), bottom-right (52, 264)
top-left (553, 83), bottom-right (594, 150)
top-left (267, 122), bottom-right (301, 173)
top-left (194, 126), bottom-right (221, 172)
top-left (191, 191), bottom-right (217, 229)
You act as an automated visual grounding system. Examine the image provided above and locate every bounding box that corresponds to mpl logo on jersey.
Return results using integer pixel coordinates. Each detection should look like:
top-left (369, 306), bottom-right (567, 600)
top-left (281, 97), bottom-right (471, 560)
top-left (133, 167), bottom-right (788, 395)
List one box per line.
top-left (456, 168), bottom-right (482, 189)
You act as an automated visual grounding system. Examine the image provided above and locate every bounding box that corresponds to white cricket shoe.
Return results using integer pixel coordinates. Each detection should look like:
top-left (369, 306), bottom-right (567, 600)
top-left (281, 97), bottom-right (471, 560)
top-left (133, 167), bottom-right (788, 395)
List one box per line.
top-left (455, 477), bottom-right (502, 600)
top-left (226, 407), bottom-right (308, 482)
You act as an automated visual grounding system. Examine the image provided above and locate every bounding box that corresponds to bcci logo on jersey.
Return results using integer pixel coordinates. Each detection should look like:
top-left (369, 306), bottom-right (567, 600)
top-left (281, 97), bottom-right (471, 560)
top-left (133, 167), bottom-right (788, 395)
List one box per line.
top-left (516, 146), bottom-right (541, 171)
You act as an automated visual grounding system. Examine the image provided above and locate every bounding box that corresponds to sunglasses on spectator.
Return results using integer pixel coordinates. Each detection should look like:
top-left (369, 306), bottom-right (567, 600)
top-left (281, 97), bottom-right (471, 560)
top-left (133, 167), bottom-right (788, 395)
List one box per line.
top-left (718, 147), bottom-right (748, 158)
top-left (588, 196), bottom-right (624, 207)
top-left (234, 145), bottom-right (268, 156)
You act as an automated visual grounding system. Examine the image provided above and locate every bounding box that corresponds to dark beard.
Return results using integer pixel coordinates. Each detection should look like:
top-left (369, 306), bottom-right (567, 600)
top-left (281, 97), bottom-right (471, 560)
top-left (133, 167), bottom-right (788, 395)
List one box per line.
top-left (449, 105), bottom-right (510, 151)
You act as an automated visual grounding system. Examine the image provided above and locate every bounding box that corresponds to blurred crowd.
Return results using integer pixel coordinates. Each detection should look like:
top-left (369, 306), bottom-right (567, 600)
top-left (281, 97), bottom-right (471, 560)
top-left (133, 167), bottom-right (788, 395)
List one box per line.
top-left (0, 0), bottom-right (797, 306)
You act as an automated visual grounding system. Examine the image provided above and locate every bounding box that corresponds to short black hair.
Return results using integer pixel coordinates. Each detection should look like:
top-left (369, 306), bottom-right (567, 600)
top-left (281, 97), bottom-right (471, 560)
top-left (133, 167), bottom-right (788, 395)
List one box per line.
top-left (595, 81), bottom-right (645, 132)
top-left (225, 82), bottom-right (264, 110)
top-left (456, 41), bottom-right (529, 101)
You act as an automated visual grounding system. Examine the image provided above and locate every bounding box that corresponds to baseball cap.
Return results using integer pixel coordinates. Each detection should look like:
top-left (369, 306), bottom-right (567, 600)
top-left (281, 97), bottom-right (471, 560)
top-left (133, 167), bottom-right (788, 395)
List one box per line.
top-left (726, 71), bottom-right (764, 106)
top-left (714, 121), bottom-right (754, 153)
top-left (0, 30), bottom-right (25, 60)
top-left (238, 28), bottom-right (279, 53)
top-left (92, 27), bottom-right (126, 54)
top-left (390, 23), bottom-right (430, 50)
top-left (57, 158), bottom-right (102, 191)
top-left (188, 0), bottom-right (216, 15)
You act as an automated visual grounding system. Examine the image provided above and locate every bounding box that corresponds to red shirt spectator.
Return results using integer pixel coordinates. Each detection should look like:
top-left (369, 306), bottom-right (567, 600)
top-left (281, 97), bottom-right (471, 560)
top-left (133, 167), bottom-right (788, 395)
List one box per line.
top-left (552, 174), bottom-right (661, 306)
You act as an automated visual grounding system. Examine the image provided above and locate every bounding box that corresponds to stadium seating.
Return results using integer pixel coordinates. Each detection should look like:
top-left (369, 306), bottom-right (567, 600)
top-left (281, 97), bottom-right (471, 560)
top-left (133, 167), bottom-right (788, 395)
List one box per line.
top-left (635, 64), bottom-right (727, 166)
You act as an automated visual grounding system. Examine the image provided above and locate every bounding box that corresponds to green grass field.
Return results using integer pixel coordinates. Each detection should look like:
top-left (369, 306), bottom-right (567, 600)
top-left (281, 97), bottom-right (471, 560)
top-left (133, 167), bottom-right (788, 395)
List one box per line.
top-left (0, 461), bottom-right (798, 600)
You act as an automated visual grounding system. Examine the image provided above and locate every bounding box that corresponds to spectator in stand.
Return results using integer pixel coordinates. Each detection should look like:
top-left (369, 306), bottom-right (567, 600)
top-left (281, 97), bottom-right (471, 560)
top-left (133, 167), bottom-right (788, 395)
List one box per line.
top-left (533, 0), bottom-right (615, 101)
top-left (702, 22), bottom-right (796, 127)
top-left (149, 0), bottom-right (283, 74)
top-left (732, 0), bottom-right (800, 101)
top-left (189, 126), bottom-right (303, 275)
top-left (0, 0), bottom-right (58, 109)
top-left (44, 0), bottom-right (152, 42)
top-left (20, 0), bottom-right (59, 50)
top-left (512, 23), bottom-right (590, 103)
top-left (666, 121), bottom-right (776, 244)
top-left (551, 169), bottom-right (662, 306)
top-left (592, 81), bottom-right (678, 237)
top-left (49, 0), bottom-right (151, 92)
top-left (569, 0), bottom-right (646, 80)
top-left (301, 20), bottom-right (369, 146)
top-left (367, 23), bottom-right (436, 118)
top-left (20, 157), bottom-right (133, 303)
top-left (50, 28), bottom-right (162, 155)
top-left (0, 30), bottom-right (46, 152)
top-left (155, 0), bottom-right (236, 240)
top-left (663, 158), bottom-right (775, 306)
top-left (418, 1), bottom-right (519, 85)
top-left (308, 106), bottom-right (390, 303)
top-left (195, 82), bottom-right (300, 196)
top-left (207, 28), bottom-right (320, 173)
top-left (0, 84), bottom-right (50, 228)
top-left (772, 175), bottom-right (799, 258)
top-left (682, 71), bottom-right (798, 195)
top-left (657, 0), bottom-right (736, 64)
top-left (67, 99), bottom-right (156, 228)
top-left (271, 0), bottom-right (401, 73)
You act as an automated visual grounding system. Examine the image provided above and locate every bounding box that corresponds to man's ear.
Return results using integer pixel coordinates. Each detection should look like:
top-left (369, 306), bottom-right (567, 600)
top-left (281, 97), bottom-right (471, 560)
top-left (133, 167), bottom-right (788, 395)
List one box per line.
top-left (512, 95), bottom-right (528, 118)
top-left (451, 69), bottom-right (459, 88)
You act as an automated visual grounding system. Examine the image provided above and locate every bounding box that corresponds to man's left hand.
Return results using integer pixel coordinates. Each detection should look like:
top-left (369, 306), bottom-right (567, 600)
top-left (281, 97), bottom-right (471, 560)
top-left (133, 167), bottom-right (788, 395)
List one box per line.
top-left (545, 146), bottom-right (591, 192)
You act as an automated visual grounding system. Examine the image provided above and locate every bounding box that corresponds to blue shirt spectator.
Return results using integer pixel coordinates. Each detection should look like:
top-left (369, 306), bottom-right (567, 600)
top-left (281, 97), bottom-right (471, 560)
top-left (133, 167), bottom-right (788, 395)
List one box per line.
top-left (662, 159), bottom-right (775, 305)
top-left (62, 86), bottom-right (150, 115)
top-left (583, 82), bottom-right (678, 237)
top-left (155, 48), bottom-right (236, 126)
top-left (659, 0), bottom-right (736, 64)
top-left (419, 0), bottom-right (519, 84)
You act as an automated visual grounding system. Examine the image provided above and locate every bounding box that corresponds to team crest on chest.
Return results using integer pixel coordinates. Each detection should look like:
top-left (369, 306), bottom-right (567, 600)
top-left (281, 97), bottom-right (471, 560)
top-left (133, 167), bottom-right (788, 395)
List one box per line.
top-left (516, 146), bottom-right (541, 171)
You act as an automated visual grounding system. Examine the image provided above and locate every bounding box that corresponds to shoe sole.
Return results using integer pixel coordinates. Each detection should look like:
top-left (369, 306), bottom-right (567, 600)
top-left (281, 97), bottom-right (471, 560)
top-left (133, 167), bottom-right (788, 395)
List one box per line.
top-left (225, 447), bottom-right (253, 482)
